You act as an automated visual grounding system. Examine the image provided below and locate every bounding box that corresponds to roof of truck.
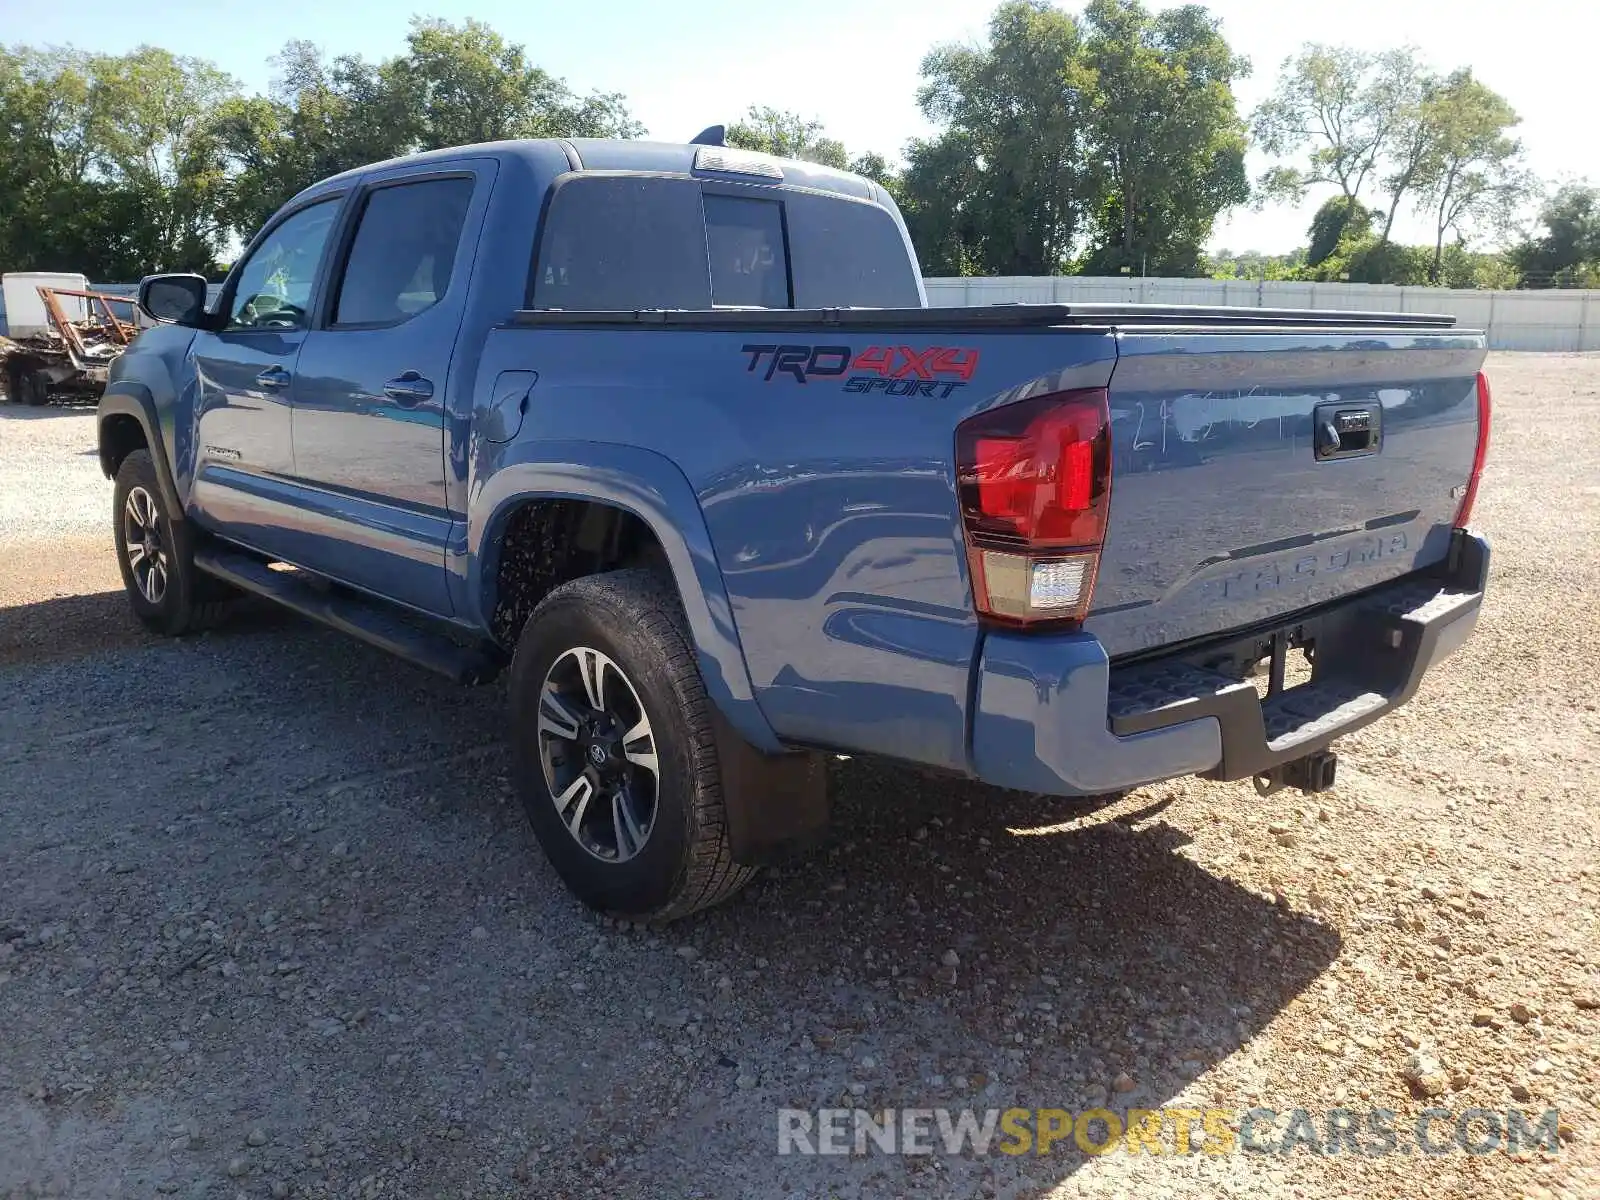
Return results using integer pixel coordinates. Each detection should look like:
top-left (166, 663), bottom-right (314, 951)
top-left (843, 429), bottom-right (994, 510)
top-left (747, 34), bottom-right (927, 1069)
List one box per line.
top-left (292, 138), bottom-right (879, 207)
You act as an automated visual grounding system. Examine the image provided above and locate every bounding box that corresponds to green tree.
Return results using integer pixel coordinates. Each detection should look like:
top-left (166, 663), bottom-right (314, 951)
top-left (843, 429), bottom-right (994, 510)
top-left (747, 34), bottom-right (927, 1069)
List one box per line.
top-left (845, 151), bottom-right (902, 199)
top-left (1208, 247), bottom-right (1303, 280)
top-left (1509, 184), bottom-right (1600, 287)
top-left (0, 44), bottom-right (238, 276)
top-left (214, 21), bottom-right (645, 243)
top-left (721, 108), bottom-right (900, 199)
top-left (1434, 244), bottom-right (1520, 289)
top-left (1077, 0), bottom-right (1250, 276)
top-left (3, 24), bottom-right (648, 276)
top-left (211, 42), bottom-right (416, 240)
top-left (899, 132), bottom-right (988, 275)
top-left (904, 0), bottom-right (1093, 275)
top-left (1414, 70), bottom-right (1529, 282)
top-left (1310, 236), bottom-right (1430, 284)
top-left (1256, 43), bottom-right (1532, 285)
top-left (92, 46), bottom-right (239, 272)
top-left (724, 107), bottom-right (847, 168)
top-left (401, 17), bottom-right (640, 148)
top-left (1253, 45), bottom-right (1422, 222)
top-left (1370, 67), bottom-right (1446, 245)
top-left (1305, 195), bottom-right (1374, 266)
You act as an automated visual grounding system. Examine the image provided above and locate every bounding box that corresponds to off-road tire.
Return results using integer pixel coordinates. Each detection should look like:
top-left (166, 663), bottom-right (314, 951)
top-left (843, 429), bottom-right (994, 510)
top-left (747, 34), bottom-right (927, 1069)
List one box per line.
top-left (112, 450), bottom-right (232, 635)
top-left (508, 569), bottom-right (757, 922)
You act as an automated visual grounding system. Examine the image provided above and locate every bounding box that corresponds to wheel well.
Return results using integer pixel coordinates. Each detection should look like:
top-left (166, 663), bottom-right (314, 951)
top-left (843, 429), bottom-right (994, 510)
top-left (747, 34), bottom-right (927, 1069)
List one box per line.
top-left (99, 413), bottom-right (149, 479)
top-left (488, 499), bottom-right (671, 647)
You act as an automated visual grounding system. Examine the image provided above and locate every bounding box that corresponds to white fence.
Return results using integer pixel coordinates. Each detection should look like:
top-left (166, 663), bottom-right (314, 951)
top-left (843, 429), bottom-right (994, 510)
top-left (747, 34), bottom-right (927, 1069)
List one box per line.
top-left (923, 276), bottom-right (1600, 353)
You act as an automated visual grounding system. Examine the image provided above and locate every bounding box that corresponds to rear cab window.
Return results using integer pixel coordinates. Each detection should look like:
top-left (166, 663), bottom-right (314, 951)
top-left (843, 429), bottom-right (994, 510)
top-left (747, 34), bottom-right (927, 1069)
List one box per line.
top-left (528, 174), bottom-right (918, 311)
top-left (704, 195), bottom-right (789, 308)
top-left (784, 190), bottom-right (920, 309)
top-left (531, 176), bottom-right (710, 310)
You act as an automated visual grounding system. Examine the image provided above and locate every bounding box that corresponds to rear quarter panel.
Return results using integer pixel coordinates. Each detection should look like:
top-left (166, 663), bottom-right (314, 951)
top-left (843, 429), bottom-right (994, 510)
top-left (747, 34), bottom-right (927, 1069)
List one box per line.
top-left (470, 325), bottom-right (1118, 768)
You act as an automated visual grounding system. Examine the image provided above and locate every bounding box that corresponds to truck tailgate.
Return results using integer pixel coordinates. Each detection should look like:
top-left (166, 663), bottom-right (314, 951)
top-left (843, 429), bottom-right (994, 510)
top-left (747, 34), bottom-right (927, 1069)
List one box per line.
top-left (1086, 329), bottom-right (1487, 658)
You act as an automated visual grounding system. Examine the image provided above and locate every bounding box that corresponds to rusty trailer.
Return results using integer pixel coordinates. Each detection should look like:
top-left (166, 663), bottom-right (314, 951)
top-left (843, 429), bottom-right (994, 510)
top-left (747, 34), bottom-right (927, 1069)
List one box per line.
top-left (1, 276), bottom-right (140, 405)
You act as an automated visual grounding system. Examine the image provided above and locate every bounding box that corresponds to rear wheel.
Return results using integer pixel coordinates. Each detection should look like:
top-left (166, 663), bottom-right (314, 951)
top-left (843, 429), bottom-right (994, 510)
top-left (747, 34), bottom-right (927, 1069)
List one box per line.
top-left (508, 569), bottom-right (756, 922)
top-left (112, 450), bottom-right (231, 635)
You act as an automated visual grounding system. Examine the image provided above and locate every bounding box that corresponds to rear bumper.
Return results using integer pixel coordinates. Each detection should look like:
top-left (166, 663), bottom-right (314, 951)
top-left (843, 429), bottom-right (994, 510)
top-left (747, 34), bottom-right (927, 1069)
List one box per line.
top-left (970, 530), bottom-right (1489, 796)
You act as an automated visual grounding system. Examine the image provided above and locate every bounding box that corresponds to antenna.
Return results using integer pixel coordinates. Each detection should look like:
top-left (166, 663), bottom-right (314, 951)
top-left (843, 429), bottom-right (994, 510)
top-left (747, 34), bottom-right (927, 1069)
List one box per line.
top-left (689, 124), bottom-right (726, 147)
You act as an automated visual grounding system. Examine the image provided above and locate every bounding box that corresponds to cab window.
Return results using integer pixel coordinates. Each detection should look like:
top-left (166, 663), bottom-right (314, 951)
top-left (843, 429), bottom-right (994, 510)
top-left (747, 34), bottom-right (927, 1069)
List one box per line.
top-left (225, 200), bottom-right (340, 331)
top-left (530, 176), bottom-right (711, 310)
top-left (332, 178), bottom-right (475, 327)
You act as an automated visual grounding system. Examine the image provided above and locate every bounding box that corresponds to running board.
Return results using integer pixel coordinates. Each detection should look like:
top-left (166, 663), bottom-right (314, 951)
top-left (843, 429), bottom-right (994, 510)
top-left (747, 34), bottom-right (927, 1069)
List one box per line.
top-left (194, 548), bottom-right (503, 685)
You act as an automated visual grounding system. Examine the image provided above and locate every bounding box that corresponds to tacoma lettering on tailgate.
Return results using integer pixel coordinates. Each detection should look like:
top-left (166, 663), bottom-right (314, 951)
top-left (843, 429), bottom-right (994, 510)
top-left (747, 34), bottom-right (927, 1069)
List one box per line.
top-left (1211, 532), bottom-right (1410, 600)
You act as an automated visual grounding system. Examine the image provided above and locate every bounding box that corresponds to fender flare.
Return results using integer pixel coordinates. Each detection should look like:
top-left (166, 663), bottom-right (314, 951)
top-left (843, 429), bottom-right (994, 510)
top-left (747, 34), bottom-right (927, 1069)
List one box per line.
top-left (470, 441), bottom-right (781, 754)
top-left (98, 384), bottom-right (185, 519)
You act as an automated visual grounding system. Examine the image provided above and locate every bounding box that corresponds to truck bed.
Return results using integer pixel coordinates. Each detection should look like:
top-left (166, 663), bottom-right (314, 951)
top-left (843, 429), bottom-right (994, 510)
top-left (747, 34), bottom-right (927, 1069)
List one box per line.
top-left (479, 308), bottom-right (1485, 774)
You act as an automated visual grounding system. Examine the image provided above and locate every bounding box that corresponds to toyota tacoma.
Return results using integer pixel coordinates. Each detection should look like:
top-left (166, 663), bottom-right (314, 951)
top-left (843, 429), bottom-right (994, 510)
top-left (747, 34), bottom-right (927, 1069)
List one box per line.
top-left (98, 134), bottom-right (1492, 920)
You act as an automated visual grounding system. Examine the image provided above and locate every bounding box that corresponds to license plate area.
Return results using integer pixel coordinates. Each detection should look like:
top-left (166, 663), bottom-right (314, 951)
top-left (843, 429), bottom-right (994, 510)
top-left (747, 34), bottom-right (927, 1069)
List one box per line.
top-left (1218, 626), bottom-right (1316, 700)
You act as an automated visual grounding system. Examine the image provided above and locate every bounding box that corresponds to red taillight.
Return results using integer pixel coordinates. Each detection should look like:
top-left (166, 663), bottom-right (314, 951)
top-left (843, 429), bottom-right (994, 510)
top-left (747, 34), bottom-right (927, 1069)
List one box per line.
top-left (955, 388), bottom-right (1112, 627)
top-left (1454, 371), bottom-right (1491, 528)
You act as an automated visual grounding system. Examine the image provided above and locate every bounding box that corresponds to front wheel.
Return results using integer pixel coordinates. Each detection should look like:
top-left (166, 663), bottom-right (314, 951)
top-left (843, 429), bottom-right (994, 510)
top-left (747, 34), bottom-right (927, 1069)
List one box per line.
top-left (508, 569), bottom-right (757, 922)
top-left (112, 450), bottom-right (230, 635)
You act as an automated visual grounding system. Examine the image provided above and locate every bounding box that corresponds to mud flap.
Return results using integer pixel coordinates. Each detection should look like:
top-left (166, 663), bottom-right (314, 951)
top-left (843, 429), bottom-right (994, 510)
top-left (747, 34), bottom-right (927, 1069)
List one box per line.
top-left (711, 710), bottom-right (830, 865)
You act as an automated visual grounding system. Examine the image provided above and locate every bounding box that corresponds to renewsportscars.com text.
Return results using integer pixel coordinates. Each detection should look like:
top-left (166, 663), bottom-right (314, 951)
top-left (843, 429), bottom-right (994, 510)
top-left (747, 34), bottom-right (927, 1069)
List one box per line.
top-left (777, 1106), bottom-right (1563, 1158)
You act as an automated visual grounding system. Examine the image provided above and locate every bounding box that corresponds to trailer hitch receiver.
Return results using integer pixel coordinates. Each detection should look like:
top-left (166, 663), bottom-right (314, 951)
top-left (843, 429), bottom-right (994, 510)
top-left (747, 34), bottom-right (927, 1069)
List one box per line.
top-left (1253, 750), bottom-right (1338, 797)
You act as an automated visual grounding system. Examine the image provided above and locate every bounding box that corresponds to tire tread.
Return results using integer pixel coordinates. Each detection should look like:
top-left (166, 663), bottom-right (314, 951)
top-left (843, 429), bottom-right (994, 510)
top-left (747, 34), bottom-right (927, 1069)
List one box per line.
top-left (113, 449), bottom-right (234, 636)
top-left (526, 569), bottom-right (756, 922)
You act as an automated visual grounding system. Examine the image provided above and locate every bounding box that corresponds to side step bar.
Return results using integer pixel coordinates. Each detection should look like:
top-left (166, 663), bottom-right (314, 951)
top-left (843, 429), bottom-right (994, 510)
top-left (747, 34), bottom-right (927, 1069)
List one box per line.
top-left (194, 548), bottom-right (503, 685)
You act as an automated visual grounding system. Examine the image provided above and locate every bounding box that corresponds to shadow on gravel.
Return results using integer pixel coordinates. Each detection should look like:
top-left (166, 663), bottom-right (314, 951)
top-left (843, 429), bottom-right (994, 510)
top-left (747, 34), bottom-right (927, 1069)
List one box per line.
top-left (669, 756), bottom-right (1345, 1194)
top-left (0, 609), bottom-right (1342, 1198)
top-left (0, 588), bottom-right (137, 668)
top-left (0, 589), bottom-right (293, 669)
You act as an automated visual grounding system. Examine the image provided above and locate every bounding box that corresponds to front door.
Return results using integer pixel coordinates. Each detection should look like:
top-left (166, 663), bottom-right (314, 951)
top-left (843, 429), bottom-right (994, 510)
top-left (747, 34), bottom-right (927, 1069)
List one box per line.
top-left (290, 165), bottom-right (488, 615)
top-left (188, 197), bottom-right (344, 559)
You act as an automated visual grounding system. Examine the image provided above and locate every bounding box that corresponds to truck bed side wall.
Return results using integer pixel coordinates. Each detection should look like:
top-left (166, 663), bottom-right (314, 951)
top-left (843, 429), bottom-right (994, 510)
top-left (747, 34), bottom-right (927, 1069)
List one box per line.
top-left (466, 326), bottom-right (1119, 769)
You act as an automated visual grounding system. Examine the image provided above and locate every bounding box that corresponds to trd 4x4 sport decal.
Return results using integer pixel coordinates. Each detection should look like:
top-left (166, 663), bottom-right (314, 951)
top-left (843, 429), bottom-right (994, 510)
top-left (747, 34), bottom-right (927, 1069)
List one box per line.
top-left (740, 344), bottom-right (980, 398)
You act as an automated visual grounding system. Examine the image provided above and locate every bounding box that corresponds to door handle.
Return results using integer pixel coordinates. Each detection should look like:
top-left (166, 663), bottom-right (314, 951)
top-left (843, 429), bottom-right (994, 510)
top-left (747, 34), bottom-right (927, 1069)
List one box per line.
top-left (255, 366), bottom-right (291, 389)
top-left (1315, 420), bottom-right (1342, 457)
top-left (383, 372), bottom-right (435, 407)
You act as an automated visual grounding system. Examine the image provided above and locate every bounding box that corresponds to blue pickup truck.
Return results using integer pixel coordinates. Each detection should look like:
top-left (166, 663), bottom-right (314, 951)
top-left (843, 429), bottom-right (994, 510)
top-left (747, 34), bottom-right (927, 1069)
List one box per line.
top-left (101, 135), bottom-right (1491, 920)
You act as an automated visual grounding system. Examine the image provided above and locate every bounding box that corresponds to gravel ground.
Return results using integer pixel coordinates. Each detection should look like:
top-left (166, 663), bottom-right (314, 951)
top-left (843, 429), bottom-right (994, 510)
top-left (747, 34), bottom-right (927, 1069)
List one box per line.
top-left (1, 355), bottom-right (1596, 1200)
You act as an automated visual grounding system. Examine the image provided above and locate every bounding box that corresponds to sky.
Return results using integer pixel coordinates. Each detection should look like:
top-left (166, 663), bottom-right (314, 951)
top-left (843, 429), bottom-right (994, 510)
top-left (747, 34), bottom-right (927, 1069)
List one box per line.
top-left (5, 0), bottom-right (1593, 256)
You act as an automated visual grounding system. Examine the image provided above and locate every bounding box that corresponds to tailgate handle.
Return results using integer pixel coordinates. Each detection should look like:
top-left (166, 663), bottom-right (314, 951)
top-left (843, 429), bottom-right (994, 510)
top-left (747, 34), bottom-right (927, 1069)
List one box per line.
top-left (1313, 402), bottom-right (1381, 460)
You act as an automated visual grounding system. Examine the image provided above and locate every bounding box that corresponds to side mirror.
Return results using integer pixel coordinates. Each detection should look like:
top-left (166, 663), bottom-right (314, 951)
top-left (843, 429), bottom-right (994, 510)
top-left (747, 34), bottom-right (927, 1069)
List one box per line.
top-left (138, 274), bottom-right (209, 327)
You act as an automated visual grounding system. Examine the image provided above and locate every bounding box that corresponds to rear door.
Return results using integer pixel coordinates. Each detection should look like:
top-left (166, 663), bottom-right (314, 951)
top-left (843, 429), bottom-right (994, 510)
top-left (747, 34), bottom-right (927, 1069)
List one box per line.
top-left (1085, 328), bottom-right (1486, 658)
top-left (289, 162), bottom-right (490, 614)
top-left (187, 196), bottom-right (343, 556)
